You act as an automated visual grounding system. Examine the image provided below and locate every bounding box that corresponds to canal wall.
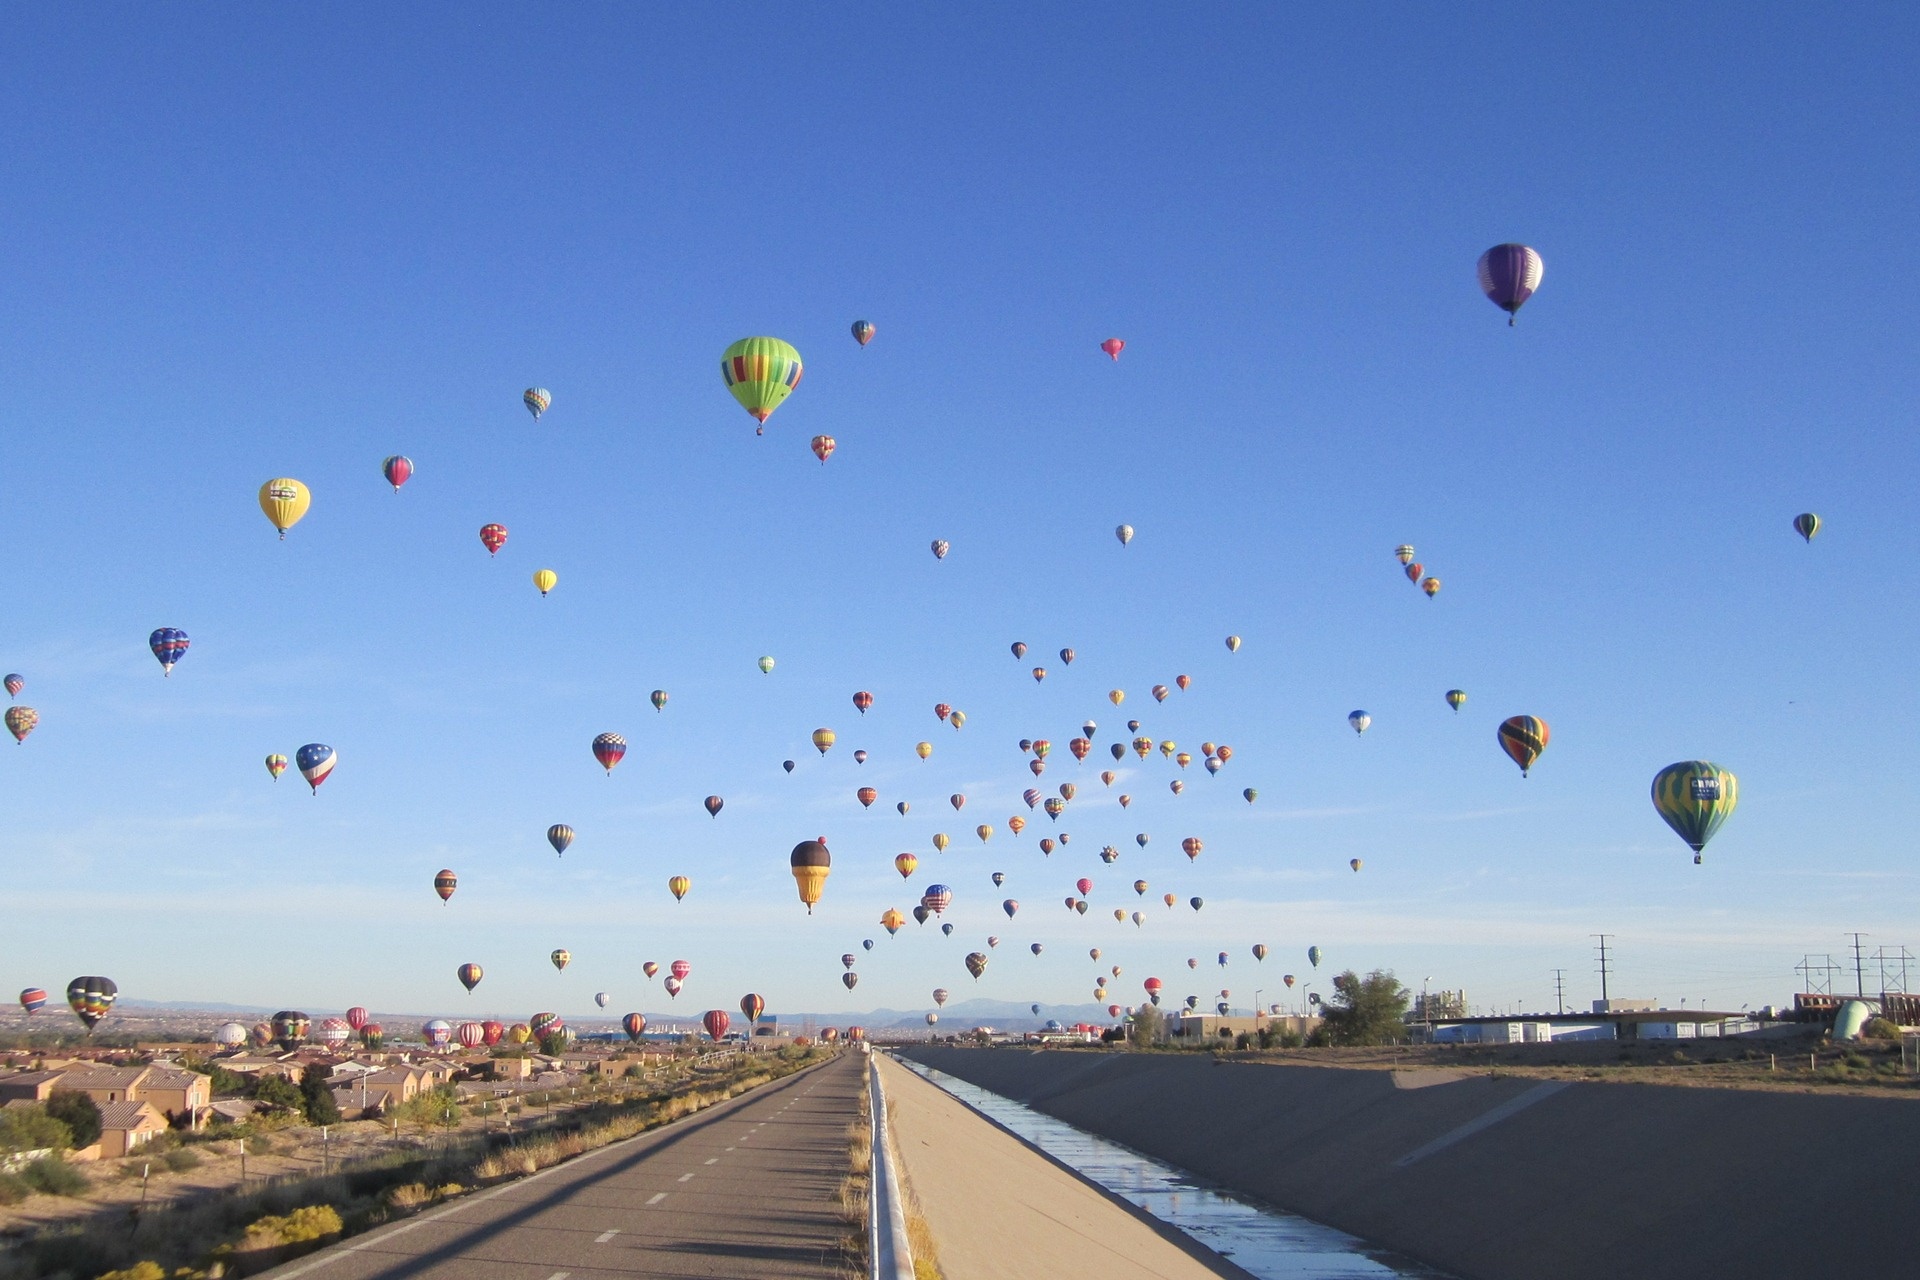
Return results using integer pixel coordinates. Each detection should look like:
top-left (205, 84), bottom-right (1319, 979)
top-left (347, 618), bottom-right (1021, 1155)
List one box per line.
top-left (897, 1046), bottom-right (1917, 1280)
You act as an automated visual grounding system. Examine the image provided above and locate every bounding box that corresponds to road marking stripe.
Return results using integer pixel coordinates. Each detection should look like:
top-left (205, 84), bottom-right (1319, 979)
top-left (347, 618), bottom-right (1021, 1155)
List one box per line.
top-left (594, 1229), bottom-right (619, 1243)
top-left (678, 1172), bottom-right (696, 1182)
top-left (547, 1273), bottom-right (570, 1279)
top-left (704, 1157), bottom-right (718, 1164)
top-left (646, 1192), bottom-right (668, 1205)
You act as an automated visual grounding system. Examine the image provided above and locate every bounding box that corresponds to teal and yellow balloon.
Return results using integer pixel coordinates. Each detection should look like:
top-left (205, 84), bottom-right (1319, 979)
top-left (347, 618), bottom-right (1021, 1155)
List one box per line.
top-left (721, 337), bottom-right (803, 432)
top-left (1445, 689), bottom-right (1467, 713)
top-left (1652, 761), bottom-right (1738, 864)
top-left (1792, 512), bottom-right (1820, 543)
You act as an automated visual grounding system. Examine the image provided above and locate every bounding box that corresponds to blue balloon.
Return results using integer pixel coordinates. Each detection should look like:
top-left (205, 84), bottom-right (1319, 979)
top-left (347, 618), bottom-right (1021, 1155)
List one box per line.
top-left (148, 628), bottom-right (191, 676)
top-left (295, 743), bottom-right (338, 793)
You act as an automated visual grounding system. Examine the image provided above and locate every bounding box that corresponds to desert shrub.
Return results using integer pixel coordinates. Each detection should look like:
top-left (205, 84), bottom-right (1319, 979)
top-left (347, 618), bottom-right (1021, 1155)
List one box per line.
top-left (0, 1171), bottom-right (28, 1204)
top-left (21, 1155), bottom-right (88, 1196)
top-left (96, 1264), bottom-right (166, 1280)
top-left (242, 1203), bottom-right (343, 1249)
top-left (0, 1103), bottom-right (72, 1154)
top-left (386, 1182), bottom-right (431, 1209)
top-left (162, 1147), bottom-right (201, 1172)
top-left (1862, 1017), bottom-right (1900, 1041)
top-left (1843, 1051), bottom-right (1872, 1071)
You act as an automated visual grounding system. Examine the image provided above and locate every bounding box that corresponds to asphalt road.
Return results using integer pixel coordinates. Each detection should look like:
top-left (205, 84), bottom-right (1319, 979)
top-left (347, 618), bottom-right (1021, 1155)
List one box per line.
top-left (263, 1054), bottom-right (863, 1280)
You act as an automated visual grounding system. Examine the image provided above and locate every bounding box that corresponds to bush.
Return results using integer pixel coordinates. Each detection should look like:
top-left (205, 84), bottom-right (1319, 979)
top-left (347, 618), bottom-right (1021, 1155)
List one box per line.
top-left (241, 1203), bottom-right (343, 1249)
top-left (0, 1102), bottom-right (74, 1154)
top-left (0, 1171), bottom-right (28, 1204)
top-left (300, 1066), bottom-right (341, 1125)
top-left (254, 1074), bottom-right (304, 1113)
top-left (1862, 1017), bottom-right (1901, 1041)
top-left (162, 1147), bottom-right (202, 1172)
top-left (20, 1155), bottom-right (89, 1196)
top-left (45, 1091), bottom-right (101, 1148)
top-left (96, 1265), bottom-right (166, 1280)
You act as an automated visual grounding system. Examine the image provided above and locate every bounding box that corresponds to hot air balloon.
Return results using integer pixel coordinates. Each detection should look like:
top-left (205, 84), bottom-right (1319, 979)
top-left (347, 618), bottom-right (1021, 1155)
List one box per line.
top-left (1226, 635), bottom-right (1242, 652)
top-left (1101, 339), bottom-right (1124, 360)
top-left (976, 824), bottom-right (994, 843)
top-left (1793, 512), bottom-right (1821, 543)
top-left (856, 787), bottom-right (878, 809)
top-left (810, 435), bottom-right (836, 464)
top-left (378, 455), bottom-right (414, 493)
top-left (784, 759), bottom-right (797, 773)
top-left (1497, 716), bottom-right (1550, 777)
top-left (530, 1012), bottom-right (564, 1040)
top-left (965, 952), bottom-right (988, 980)
top-left (931, 539), bottom-right (950, 560)
top-left (644, 962), bottom-right (660, 980)
top-left (547, 824), bottom-right (574, 856)
top-left (3, 674), bottom-right (20, 698)
top-left (1283, 974), bottom-right (1295, 988)
top-left (1405, 562), bottom-right (1424, 583)
top-left (457, 963), bottom-right (483, 993)
top-left (296, 744), bottom-right (336, 792)
top-left (533, 569), bottom-right (558, 596)
top-left (650, 689), bottom-right (669, 712)
top-left (1346, 710), bottom-right (1372, 737)
top-left (1446, 689), bottom-right (1467, 713)
top-left (700, 1010), bottom-right (731, 1041)
top-left (1308, 946), bottom-right (1322, 968)
top-left (345, 1007), bottom-right (369, 1031)
top-left (1115, 524), bottom-right (1134, 546)
top-left (522, 387), bottom-right (551, 420)
top-left (881, 908), bottom-right (905, 935)
top-left (843, 972), bottom-right (859, 990)
top-left (1181, 837), bottom-right (1203, 862)
top-left (1041, 838), bottom-right (1057, 854)
top-left (852, 320), bottom-right (875, 346)
top-left (1395, 545), bottom-right (1415, 564)
top-left (702, 795), bottom-right (725, 819)
top-left (670, 960), bottom-right (692, 982)
top-left (213, 1021), bottom-right (247, 1047)
top-left (1477, 243), bottom-right (1545, 324)
top-left (922, 884), bottom-right (953, 914)
top-left (265, 753), bottom-right (289, 780)
top-left (480, 523), bottom-right (508, 555)
top-left (932, 833), bottom-right (950, 852)
top-left (417, 1019), bottom-right (450, 1049)
top-left (593, 733), bottom-right (627, 773)
top-left (547, 949), bottom-right (572, 973)
top-left (623, 1013), bottom-right (647, 1042)
top-left (1350, 858), bottom-right (1365, 873)
top-left (737, 993), bottom-right (766, 1026)
top-left (1075, 877), bottom-right (1094, 897)
top-left (790, 839), bottom-right (831, 913)
top-left (1008, 816), bottom-right (1026, 835)
top-left (812, 728), bottom-right (836, 755)
top-left (19, 988), bottom-right (47, 1015)
top-left (258, 478), bottom-right (310, 539)
top-left (1422, 577), bottom-right (1440, 598)
top-left (668, 875), bottom-right (691, 901)
top-left (433, 869), bottom-right (457, 902)
top-left (1652, 761), bottom-right (1739, 864)
top-left (932, 988), bottom-right (949, 1007)
top-left (759, 656), bottom-right (776, 674)
top-left (271, 1010), bottom-right (310, 1051)
top-left (148, 628), bottom-right (190, 676)
top-left (721, 337), bottom-right (804, 429)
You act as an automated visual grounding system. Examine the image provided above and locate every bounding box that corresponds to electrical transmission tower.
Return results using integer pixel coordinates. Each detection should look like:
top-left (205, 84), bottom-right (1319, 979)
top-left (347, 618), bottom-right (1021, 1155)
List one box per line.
top-left (1593, 935), bottom-right (1614, 1007)
top-left (1795, 954), bottom-right (1841, 994)
top-left (1551, 969), bottom-right (1567, 1016)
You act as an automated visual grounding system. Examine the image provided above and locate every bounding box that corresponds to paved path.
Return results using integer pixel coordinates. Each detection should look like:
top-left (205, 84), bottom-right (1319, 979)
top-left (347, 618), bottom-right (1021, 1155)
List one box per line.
top-left (878, 1053), bottom-right (1244, 1279)
top-left (263, 1054), bottom-right (862, 1280)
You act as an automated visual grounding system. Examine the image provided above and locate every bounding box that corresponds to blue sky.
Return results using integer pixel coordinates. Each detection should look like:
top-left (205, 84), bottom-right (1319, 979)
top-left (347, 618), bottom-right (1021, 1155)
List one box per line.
top-left (2, 5), bottom-right (1916, 1028)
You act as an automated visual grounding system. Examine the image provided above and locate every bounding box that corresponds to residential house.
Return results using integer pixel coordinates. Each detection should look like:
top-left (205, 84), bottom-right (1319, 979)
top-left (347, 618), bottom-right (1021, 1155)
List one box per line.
top-left (0, 1064), bottom-right (211, 1126)
top-left (96, 1101), bottom-right (168, 1158)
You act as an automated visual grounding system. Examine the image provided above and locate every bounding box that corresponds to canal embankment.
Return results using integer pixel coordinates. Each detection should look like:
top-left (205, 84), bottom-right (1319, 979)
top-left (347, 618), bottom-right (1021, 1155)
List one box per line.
top-left (896, 1046), bottom-right (1919, 1280)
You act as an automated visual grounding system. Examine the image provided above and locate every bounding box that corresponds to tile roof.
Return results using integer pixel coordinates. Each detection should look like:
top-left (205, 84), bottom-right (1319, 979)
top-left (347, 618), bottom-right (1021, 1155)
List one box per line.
top-left (97, 1100), bottom-right (161, 1131)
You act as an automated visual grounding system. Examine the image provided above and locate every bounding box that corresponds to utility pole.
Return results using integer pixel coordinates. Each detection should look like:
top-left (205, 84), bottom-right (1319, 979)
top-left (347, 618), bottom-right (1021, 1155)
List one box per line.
top-left (1850, 933), bottom-right (1869, 998)
top-left (1593, 935), bottom-right (1614, 1008)
top-left (1552, 969), bottom-right (1567, 1016)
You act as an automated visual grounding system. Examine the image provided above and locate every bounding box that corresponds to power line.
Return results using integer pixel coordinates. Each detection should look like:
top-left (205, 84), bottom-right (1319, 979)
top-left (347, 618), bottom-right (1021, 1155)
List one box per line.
top-left (1551, 968), bottom-right (1566, 1016)
top-left (1593, 935), bottom-right (1614, 1007)
top-left (1849, 932), bottom-right (1870, 999)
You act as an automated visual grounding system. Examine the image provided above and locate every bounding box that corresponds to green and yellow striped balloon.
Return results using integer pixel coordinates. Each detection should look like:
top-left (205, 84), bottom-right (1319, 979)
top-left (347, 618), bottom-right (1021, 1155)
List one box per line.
top-left (720, 337), bottom-right (803, 427)
top-left (1496, 715), bottom-right (1549, 776)
top-left (1651, 761), bottom-right (1738, 861)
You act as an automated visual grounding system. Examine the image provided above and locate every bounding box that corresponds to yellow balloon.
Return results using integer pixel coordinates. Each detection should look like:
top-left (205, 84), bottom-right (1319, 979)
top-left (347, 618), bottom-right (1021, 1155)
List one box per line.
top-left (668, 875), bottom-right (691, 901)
top-left (976, 824), bottom-right (994, 842)
top-left (812, 728), bottom-right (837, 754)
top-left (915, 741), bottom-right (933, 760)
top-left (258, 478), bottom-right (310, 539)
top-left (533, 568), bottom-right (558, 596)
top-left (932, 833), bottom-right (950, 852)
top-left (1109, 690), bottom-right (1125, 705)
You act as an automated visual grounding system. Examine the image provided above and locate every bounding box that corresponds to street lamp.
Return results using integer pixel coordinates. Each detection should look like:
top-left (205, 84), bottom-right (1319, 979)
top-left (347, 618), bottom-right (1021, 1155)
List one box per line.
top-left (1423, 976), bottom-right (1432, 1039)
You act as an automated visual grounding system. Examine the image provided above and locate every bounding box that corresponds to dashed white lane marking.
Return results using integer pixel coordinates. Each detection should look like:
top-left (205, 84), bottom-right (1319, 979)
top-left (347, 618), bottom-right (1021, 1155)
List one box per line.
top-left (725, 1146), bottom-right (736, 1152)
top-left (677, 1172), bottom-right (696, 1183)
top-left (646, 1192), bottom-right (668, 1205)
top-left (594, 1230), bottom-right (620, 1243)
top-left (704, 1157), bottom-right (718, 1165)
top-left (547, 1273), bottom-right (571, 1280)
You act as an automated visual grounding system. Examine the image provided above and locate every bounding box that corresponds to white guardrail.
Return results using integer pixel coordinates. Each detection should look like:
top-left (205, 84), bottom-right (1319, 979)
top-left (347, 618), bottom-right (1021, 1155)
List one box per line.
top-left (867, 1050), bottom-right (915, 1280)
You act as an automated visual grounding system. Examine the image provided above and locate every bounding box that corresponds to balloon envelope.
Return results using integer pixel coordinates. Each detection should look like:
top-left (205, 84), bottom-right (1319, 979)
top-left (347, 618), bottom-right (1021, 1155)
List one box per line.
top-left (1477, 243), bottom-right (1545, 323)
top-left (1651, 761), bottom-right (1739, 857)
top-left (721, 337), bottom-right (804, 425)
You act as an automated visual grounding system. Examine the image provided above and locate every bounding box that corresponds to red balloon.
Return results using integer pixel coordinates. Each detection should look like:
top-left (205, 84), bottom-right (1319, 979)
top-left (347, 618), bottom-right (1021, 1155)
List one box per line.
top-left (1101, 338), bottom-right (1125, 360)
top-left (702, 1009), bottom-right (732, 1041)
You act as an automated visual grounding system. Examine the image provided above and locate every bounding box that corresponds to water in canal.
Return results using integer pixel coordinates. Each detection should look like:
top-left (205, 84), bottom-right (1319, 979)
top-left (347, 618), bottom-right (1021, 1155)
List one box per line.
top-left (891, 1055), bottom-right (1450, 1278)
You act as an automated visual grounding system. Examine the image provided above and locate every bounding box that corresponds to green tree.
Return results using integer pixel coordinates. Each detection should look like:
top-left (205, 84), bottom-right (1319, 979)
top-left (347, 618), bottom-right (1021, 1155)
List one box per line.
top-left (44, 1091), bottom-right (100, 1149)
top-left (253, 1074), bottom-right (304, 1114)
top-left (1129, 1002), bottom-right (1167, 1047)
top-left (299, 1066), bottom-right (341, 1126)
top-left (206, 1064), bottom-right (249, 1096)
top-left (0, 1104), bottom-right (74, 1154)
top-left (1314, 970), bottom-right (1411, 1046)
